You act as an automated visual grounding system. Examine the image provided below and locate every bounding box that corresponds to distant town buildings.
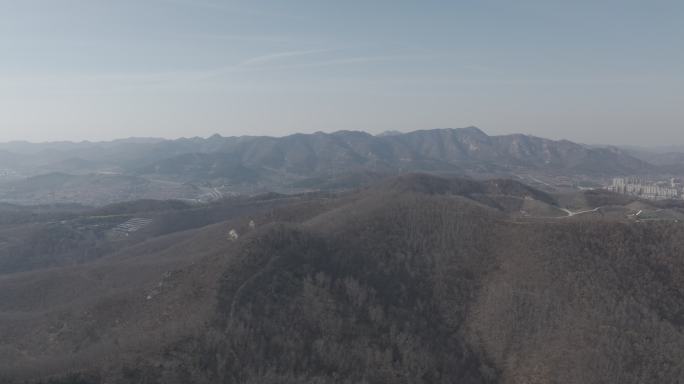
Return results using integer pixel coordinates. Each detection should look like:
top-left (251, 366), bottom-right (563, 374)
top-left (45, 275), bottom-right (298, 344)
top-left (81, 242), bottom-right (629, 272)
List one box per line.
top-left (609, 177), bottom-right (682, 200)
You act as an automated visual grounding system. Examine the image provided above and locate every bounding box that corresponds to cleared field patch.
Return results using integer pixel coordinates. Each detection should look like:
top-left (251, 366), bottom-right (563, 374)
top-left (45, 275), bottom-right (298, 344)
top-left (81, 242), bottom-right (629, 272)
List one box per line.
top-left (111, 218), bottom-right (153, 235)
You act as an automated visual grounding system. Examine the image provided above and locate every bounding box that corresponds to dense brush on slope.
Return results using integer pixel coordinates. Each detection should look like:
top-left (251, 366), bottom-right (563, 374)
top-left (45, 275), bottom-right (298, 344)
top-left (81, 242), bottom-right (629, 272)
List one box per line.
top-left (207, 195), bottom-right (500, 383)
top-left (2, 174), bottom-right (684, 383)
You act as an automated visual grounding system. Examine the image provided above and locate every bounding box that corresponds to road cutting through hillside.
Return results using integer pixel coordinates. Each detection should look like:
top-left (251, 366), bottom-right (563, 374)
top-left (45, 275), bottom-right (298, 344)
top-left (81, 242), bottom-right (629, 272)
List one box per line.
top-left (560, 207), bottom-right (603, 217)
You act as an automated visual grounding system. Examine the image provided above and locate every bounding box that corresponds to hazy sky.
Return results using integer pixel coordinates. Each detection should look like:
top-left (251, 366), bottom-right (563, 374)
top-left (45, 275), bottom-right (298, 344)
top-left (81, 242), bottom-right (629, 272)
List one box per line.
top-left (0, 0), bottom-right (682, 145)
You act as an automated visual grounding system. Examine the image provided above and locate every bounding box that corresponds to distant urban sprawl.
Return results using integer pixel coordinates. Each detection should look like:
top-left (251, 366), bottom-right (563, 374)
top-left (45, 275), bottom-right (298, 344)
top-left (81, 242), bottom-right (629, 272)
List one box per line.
top-left (609, 177), bottom-right (683, 200)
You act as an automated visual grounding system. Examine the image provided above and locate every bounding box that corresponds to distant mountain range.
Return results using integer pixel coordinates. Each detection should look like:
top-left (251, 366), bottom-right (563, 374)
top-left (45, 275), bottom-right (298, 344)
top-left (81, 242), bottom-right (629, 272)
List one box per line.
top-left (621, 146), bottom-right (684, 170)
top-left (0, 127), bottom-right (677, 205)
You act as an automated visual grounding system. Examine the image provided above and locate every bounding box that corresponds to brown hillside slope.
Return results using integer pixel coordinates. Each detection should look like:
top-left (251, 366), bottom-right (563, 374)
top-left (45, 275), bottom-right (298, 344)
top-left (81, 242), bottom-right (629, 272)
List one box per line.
top-left (2, 174), bottom-right (684, 383)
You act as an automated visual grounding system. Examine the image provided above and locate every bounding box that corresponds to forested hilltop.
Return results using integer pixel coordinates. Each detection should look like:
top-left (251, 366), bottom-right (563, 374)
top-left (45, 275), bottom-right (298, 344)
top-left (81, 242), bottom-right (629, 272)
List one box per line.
top-left (2, 174), bottom-right (684, 383)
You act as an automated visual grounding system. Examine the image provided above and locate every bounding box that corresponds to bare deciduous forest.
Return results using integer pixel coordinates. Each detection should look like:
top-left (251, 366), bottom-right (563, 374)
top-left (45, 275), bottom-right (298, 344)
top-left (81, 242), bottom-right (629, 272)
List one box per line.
top-left (2, 174), bottom-right (684, 383)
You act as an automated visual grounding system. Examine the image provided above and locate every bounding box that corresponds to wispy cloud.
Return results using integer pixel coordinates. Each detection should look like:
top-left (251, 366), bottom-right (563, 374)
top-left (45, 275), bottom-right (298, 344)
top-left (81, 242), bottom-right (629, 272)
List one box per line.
top-left (278, 55), bottom-right (412, 70)
top-left (153, 0), bottom-right (291, 18)
top-left (182, 33), bottom-right (290, 44)
top-left (154, 0), bottom-right (239, 12)
top-left (0, 49), bottom-right (452, 95)
top-left (237, 49), bottom-right (333, 67)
